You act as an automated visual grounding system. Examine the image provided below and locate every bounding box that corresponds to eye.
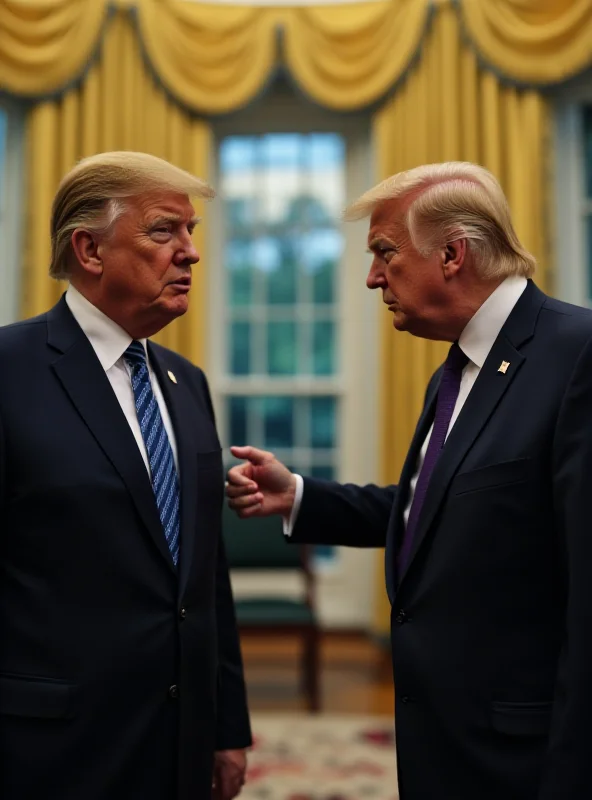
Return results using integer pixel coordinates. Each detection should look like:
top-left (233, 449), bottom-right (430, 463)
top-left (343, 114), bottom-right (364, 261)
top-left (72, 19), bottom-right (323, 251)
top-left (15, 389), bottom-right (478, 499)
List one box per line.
top-left (380, 247), bottom-right (396, 261)
top-left (151, 225), bottom-right (172, 238)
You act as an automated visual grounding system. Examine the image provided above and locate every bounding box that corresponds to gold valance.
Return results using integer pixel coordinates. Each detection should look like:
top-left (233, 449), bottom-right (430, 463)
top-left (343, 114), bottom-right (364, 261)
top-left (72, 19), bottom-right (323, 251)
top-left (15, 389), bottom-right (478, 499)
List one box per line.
top-left (2, 0), bottom-right (592, 109)
top-left (135, 0), bottom-right (431, 113)
top-left (458, 0), bottom-right (592, 85)
top-left (0, 0), bottom-right (109, 97)
top-left (281, 1), bottom-right (431, 110)
top-left (134, 1), bottom-right (280, 114)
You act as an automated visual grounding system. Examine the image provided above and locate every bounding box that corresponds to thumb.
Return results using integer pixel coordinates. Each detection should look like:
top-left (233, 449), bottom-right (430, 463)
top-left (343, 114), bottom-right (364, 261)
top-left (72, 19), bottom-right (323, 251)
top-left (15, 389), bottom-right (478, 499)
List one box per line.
top-left (230, 445), bottom-right (274, 466)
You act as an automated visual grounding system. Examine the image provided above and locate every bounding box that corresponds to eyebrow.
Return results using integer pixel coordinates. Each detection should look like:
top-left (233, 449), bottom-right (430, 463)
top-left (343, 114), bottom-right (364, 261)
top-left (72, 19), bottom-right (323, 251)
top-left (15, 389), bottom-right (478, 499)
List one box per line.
top-left (368, 236), bottom-right (398, 250)
top-left (148, 215), bottom-right (201, 228)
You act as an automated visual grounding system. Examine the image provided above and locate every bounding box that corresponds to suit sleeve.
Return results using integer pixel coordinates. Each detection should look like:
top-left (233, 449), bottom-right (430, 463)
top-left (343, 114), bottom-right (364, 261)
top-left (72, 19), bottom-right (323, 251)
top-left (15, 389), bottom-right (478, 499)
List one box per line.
top-left (540, 333), bottom-right (592, 798)
top-left (290, 478), bottom-right (395, 548)
top-left (197, 370), bottom-right (252, 751)
top-left (288, 366), bottom-right (441, 549)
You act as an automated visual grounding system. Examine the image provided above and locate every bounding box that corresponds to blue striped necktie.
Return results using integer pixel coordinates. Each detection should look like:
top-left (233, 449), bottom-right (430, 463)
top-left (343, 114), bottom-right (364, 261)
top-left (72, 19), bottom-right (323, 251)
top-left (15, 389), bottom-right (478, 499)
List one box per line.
top-left (124, 340), bottom-right (180, 566)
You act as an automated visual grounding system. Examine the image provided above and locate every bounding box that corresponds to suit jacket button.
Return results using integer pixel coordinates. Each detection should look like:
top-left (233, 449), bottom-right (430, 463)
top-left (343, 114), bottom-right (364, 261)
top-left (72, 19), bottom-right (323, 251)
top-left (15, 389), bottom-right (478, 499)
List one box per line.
top-left (401, 695), bottom-right (410, 703)
top-left (395, 610), bottom-right (408, 624)
top-left (179, 607), bottom-right (186, 620)
top-left (168, 685), bottom-right (179, 699)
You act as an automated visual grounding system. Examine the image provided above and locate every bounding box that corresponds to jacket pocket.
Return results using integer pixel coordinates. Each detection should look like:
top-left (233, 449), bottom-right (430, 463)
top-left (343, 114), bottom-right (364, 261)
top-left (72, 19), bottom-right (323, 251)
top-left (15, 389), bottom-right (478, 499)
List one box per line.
top-left (0, 673), bottom-right (77, 719)
top-left (491, 700), bottom-right (552, 736)
top-left (196, 449), bottom-right (223, 471)
top-left (452, 458), bottom-right (531, 496)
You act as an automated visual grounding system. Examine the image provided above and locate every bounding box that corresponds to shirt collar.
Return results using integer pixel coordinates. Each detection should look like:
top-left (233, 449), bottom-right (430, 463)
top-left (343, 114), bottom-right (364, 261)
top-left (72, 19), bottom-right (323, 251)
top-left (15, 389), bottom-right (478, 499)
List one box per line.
top-left (459, 276), bottom-right (528, 369)
top-left (65, 284), bottom-right (148, 372)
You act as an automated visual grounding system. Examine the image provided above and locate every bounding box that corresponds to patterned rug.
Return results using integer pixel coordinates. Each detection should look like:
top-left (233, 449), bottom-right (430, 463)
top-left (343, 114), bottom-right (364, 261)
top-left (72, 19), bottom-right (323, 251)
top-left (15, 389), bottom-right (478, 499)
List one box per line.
top-left (243, 714), bottom-right (399, 800)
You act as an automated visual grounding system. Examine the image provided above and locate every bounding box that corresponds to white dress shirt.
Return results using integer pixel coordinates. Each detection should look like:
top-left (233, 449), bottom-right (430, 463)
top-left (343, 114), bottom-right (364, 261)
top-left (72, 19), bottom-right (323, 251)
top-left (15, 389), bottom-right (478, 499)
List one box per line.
top-left (285, 275), bottom-right (528, 535)
top-left (65, 285), bottom-right (179, 476)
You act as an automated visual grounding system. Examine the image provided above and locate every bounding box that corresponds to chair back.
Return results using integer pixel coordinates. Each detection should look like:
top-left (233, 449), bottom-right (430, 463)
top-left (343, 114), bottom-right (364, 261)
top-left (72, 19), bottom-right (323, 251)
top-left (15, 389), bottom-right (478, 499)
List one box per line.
top-left (222, 503), bottom-right (304, 570)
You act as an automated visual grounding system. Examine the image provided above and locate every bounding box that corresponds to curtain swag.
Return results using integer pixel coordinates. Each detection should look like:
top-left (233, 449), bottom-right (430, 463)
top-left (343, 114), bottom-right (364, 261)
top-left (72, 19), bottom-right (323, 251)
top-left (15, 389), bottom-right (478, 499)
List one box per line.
top-left (2, 0), bottom-right (591, 111)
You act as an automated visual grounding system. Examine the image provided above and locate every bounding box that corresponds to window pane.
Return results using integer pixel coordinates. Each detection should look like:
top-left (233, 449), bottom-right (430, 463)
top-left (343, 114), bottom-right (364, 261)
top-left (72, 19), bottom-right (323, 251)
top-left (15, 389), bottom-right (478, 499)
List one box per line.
top-left (310, 397), bottom-right (336, 449)
top-left (226, 238), bottom-right (252, 306)
top-left (587, 215), bottom-right (592, 300)
top-left (262, 133), bottom-right (301, 169)
top-left (310, 465), bottom-right (335, 480)
top-left (225, 198), bottom-right (257, 238)
top-left (267, 238), bottom-right (297, 305)
top-left (302, 228), bottom-right (342, 304)
top-left (584, 105), bottom-right (592, 199)
top-left (263, 396), bottom-right (294, 448)
top-left (268, 321), bottom-right (297, 375)
top-left (228, 396), bottom-right (247, 446)
top-left (313, 320), bottom-right (335, 375)
top-left (312, 258), bottom-right (335, 304)
top-left (230, 321), bottom-right (250, 375)
top-left (220, 136), bottom-right (256, 172)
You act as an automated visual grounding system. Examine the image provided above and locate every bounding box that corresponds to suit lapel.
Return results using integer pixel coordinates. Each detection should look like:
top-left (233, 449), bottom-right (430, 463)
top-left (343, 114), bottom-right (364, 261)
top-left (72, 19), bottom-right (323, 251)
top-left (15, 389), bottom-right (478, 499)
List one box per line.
top-left (147, 345), bottom-right (200, 595)
top-left (48, 298), bottom-right (176, 574)
top-left (397, 280), bottom-right (545, 586)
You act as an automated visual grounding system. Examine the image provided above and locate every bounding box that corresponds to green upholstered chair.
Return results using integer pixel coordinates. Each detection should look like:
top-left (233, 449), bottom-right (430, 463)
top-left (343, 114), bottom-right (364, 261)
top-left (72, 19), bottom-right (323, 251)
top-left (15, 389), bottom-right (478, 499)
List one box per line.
top-left (222, 503), bottom-right (320, 712)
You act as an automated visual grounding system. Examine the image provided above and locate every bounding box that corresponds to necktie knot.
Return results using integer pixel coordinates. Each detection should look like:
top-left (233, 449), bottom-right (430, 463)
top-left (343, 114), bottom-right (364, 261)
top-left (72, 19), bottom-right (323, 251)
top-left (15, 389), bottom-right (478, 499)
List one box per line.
top-left (446, 342), bottom-right (469, 376)
top-left (124, 340), bottom-right (147, 368)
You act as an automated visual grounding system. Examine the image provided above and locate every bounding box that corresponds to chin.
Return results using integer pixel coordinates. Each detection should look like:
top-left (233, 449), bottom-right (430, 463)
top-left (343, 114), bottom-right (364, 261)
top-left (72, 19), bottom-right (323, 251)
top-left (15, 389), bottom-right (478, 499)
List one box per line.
top-left (166, 296), bottom-right (190, 318)
top-left (392, 312), bottom-right (408, 331)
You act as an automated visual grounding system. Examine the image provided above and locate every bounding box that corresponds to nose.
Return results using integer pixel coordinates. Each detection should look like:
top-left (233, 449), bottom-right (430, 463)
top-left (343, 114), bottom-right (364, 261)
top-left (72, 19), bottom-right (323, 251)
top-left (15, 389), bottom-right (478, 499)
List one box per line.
top-left (174, 234), bottom-right (200, 265)
top-left (366, 259), bottom-right (386, 290)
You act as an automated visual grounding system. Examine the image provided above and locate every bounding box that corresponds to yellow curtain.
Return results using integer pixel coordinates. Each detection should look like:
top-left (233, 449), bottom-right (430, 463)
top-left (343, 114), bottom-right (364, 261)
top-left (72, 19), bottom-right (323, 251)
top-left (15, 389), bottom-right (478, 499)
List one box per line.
top-left (459, 0), bottom-right (592, 85)
top-left (0, 0), bottom-right (108, 97)
top-left (135, 0), bottom-right (431, 113)
top-left (372, 0), bottom-right (550, 636)
top-left (23, 7), bottom-right (211, 364)
top-left (134, 0), bottom-right (279, 115)
top-left (282, 1), bottom-right (430, 110)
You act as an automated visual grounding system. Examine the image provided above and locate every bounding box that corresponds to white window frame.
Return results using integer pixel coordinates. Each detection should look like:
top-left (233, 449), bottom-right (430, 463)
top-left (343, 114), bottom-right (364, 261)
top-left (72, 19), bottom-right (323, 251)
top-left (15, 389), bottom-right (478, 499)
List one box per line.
top-left (208, 83), bottom-right (381, 628)
top-left (553, 71), bottom-right (592, 306)
top-left (0, 98), bottom-right (26, 326)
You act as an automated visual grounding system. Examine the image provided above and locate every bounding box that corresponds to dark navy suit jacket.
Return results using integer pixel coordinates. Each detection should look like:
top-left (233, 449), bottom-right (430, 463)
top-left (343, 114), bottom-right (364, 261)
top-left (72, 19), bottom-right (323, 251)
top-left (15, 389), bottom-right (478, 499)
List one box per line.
top-left (292, 282), bottom-right (592, 800)
top-left (0, 296), bottom-right (251, 800)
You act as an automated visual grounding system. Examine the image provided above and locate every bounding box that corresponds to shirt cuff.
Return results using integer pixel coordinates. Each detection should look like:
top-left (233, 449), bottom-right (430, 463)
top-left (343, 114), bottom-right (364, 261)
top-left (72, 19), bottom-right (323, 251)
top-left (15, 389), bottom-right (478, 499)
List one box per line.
top-left (283, 474), bottom-right (303, 537)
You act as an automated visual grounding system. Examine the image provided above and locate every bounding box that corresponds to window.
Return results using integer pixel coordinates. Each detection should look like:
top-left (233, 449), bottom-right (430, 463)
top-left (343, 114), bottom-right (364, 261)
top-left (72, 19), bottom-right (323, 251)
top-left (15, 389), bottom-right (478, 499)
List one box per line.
top-left (220, 133), bottom-right (343, 495)
top-left (210, 83), bottom-right (379, 627)
top-left (554, 73), bottom-right (592, 306)
top-left (584, 106), bottom-right (592, 295)
top-left (0, 101), bottom-right (26, 325)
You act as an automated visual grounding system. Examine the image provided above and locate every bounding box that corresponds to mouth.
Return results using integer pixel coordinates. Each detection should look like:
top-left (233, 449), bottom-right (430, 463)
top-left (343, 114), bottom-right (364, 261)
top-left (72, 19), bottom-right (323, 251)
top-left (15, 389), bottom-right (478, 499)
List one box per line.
top-left (168, 276), bottom-right (192, 292)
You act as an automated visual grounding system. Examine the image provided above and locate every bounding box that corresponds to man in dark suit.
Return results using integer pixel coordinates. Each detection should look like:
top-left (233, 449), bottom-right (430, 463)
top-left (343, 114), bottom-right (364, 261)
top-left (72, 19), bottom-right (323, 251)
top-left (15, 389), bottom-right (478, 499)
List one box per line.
top-left (0, 151), bottom-right (251, 800)
top-left (226, 162), bottom-right (592, 799)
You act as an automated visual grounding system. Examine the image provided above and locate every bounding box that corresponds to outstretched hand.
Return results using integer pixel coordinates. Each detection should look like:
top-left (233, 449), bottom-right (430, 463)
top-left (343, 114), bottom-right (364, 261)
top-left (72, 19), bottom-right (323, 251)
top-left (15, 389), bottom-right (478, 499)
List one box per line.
top-left (226, 446), bottom-right (296, 519)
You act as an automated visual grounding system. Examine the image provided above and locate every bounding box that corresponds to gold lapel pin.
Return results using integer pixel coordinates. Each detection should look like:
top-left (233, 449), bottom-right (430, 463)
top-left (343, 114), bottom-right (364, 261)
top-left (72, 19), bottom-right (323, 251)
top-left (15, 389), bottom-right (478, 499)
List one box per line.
top-left (167, 370), bottom-right (177, 384)
top-left (498, 361), bottom-right (510, 374)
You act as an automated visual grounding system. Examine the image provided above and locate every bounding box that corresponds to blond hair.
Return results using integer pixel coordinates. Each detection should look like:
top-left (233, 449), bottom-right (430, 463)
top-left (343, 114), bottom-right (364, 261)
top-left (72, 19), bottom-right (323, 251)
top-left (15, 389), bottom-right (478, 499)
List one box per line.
top-left (345, 162), bottom-right (535, 280)
top-left (50, 151), bottom-right (215, 279)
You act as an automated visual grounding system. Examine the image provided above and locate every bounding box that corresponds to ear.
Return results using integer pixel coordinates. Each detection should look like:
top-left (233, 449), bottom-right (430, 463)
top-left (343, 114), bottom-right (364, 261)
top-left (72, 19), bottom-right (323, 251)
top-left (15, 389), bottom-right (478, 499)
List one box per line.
top-left (70, 228), bottom-right (103, 276)
top-left (441, 238), bottom-right (467, 280)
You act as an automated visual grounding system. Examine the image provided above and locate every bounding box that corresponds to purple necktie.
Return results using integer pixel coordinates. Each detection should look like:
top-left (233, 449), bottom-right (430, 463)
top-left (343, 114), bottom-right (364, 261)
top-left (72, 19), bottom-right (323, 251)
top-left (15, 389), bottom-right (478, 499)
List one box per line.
top-left (397, 342), bottom-right (469, 574)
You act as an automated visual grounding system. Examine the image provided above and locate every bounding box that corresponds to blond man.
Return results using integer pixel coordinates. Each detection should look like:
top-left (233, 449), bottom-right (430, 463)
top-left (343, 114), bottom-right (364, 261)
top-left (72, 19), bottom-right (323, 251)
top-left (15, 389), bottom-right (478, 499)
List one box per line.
top-left (228, 162), bottom-right (592, 800)
top-left (0, 152), bottom-right (250, 800)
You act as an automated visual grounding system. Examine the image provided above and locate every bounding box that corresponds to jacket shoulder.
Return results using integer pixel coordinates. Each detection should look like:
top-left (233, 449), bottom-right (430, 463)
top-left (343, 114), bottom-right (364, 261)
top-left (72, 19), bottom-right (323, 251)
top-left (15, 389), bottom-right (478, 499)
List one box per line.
top-left (0, 313), bottom-right (49, 357)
